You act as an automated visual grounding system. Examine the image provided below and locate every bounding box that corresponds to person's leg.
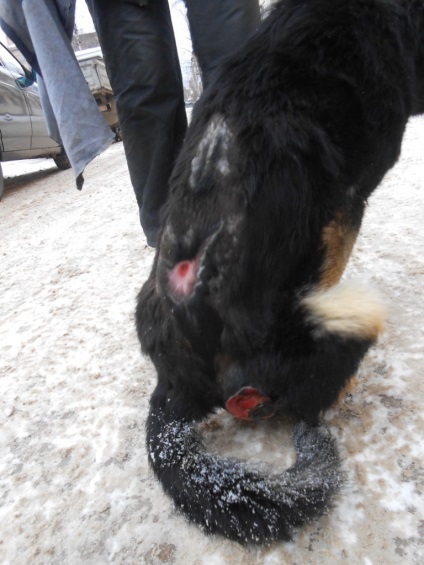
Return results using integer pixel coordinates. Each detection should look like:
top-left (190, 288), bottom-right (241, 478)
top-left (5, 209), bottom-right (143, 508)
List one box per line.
top-left (184, 0), bottom-right (260, 88)
top-left (86, 0), bottom-right (187, 246)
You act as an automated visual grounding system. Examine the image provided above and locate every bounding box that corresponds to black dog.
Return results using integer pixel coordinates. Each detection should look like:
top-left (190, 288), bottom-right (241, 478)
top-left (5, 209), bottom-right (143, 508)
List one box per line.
top-left (136, 0), bottom-right (424, 544)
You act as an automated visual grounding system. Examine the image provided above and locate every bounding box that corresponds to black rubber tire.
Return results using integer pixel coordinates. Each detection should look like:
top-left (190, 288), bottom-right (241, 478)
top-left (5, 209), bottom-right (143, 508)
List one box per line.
top-left (53, 152), bottom-right (71, 170)
top-left (112, 126), bottom-right (122, 142)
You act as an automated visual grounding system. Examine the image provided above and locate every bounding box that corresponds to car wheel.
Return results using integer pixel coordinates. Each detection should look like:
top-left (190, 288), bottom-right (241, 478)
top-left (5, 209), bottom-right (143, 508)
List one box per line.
top-left (112, 126), bottom-right (122, 142)
top-left (53, 152), bottom-right (71, 170)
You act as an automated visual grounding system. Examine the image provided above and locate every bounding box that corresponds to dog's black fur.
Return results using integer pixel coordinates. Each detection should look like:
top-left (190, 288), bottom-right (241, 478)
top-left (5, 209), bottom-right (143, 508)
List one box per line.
top-left (136, 0), bottom-right (424, 544)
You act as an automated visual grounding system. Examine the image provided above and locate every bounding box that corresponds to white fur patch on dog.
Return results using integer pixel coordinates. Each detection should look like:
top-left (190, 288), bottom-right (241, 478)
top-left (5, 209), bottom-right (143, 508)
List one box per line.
top-left (302, 283), bottom-right (386, 341)
top-left (190, 115), bottom-right (232, 188)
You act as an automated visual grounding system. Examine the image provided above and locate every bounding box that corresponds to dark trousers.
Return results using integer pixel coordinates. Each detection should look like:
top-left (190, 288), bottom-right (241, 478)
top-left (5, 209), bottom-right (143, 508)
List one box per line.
top-left (86, 0), bottom-right (260, 246)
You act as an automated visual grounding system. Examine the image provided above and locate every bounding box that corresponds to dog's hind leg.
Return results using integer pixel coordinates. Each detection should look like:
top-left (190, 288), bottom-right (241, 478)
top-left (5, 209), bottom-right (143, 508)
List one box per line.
top-left (319, 209), bottom-right (362, 288)
top-left (290, 283), bottom-right (387, 418)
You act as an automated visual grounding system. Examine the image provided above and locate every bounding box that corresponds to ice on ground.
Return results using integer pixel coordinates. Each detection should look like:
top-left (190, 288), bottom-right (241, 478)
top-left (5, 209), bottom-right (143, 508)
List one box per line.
top-left (0, 116), bottom-right (423, 564)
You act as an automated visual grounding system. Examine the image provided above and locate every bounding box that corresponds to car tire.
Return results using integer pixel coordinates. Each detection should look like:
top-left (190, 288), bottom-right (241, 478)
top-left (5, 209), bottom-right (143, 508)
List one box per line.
top-left (112, 126), bottom-right (122, 142)
top-left (53, 152), bottom-right (71, 170)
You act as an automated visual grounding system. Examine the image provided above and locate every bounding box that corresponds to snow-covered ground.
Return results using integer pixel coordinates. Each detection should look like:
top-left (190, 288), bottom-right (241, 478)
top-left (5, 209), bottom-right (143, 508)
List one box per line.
top-left (0, 116), bottom-right (423, 565)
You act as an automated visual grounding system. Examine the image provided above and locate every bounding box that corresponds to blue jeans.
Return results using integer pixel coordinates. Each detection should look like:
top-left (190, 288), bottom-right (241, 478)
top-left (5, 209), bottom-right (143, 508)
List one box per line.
top-left (86, 0), bottom-right (260, 246)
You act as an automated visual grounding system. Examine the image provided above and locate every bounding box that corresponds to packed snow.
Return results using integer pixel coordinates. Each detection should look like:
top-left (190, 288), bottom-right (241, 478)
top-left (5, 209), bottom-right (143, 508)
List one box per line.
top-left (0, 116), bottom-right (423, 564)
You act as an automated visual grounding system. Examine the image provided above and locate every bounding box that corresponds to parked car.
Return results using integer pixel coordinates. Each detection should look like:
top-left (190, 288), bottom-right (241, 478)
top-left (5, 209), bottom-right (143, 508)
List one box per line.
top-left (0, 41), bottom-right (70, 197)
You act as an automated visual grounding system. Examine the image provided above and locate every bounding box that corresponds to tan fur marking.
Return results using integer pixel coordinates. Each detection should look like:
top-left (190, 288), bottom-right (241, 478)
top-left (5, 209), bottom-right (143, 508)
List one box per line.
top-left (337, 375), bottom-right (358, 404)
top-left (320, 214), bottom-right (359, 288)
top-left (302, 283), bottom-right (386, 341)
top-left (342, 375), bottom-right (359, 395)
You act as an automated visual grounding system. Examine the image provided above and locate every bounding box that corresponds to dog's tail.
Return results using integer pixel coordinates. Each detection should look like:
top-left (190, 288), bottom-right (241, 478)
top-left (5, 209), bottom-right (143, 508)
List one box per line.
top-left (146, 399), bottom-right (343, 544)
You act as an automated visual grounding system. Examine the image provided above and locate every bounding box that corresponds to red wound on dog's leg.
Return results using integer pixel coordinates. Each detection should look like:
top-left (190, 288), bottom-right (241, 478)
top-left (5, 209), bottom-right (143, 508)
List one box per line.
top-left (178, 262), bottom-right (190, 277)
top-left (169, 259), bottom-right (199, 296)
top-left (226, 387), bottom-right (276, 420)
